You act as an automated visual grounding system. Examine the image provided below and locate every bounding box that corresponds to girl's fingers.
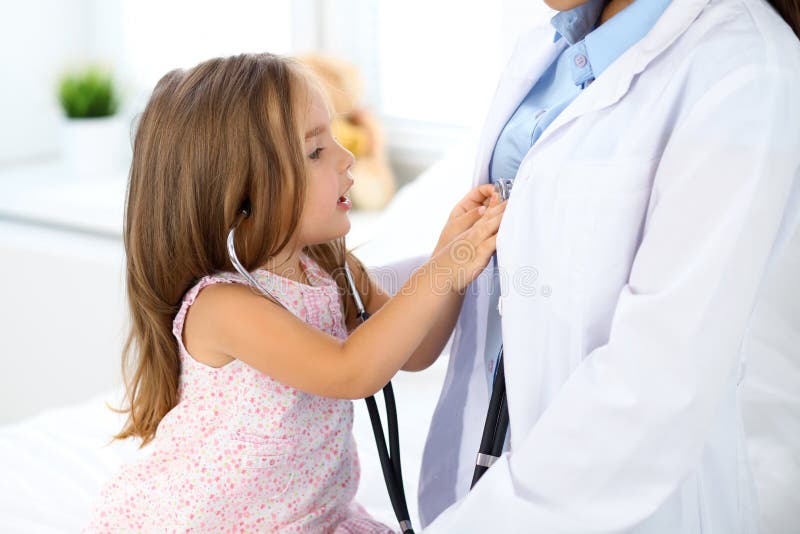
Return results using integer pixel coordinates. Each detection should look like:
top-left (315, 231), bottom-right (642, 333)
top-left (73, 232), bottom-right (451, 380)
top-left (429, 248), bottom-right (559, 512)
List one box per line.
top-left (470, 184), bottom-right (496, 203)
top-left (446, 207), bottom-right (484, 242)
top-left (455, 207), bottom-right (484, 232)
top-left (484, 199), bottom-right (507, 217)
top-left (458, 205), bottom-right (484, 223)
top-left (479, 195), bottom-right (505, 215)
top-left (469, 205), bottom-right (484, 219)
top-left (471, 218), bottom-right (498, 243)
top-left (454, 184), bottom-right (497, 217)
top-left (476, 202), bottom-right (506, 236)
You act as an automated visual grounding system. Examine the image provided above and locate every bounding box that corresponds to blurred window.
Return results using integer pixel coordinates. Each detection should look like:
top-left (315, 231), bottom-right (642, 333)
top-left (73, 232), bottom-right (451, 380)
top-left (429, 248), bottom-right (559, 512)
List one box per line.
top-left (376, 1), bottom-right (504, 127)
top-left (1, 0), bottom-right (552, 165)
top-left (122, 0), bottom-right (294, 91)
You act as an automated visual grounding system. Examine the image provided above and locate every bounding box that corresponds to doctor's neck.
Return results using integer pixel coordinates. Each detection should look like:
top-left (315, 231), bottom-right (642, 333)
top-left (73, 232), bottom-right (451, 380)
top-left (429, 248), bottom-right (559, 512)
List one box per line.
top-left (599, 0), bottom-right (635, 23)
top-left (545, 0), bottom-right (635, 25)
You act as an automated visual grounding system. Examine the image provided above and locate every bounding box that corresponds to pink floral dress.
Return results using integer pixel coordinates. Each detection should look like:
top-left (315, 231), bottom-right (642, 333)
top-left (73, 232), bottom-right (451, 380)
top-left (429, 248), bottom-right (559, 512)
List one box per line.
top-left (85, 252), bottom-right (394, 533)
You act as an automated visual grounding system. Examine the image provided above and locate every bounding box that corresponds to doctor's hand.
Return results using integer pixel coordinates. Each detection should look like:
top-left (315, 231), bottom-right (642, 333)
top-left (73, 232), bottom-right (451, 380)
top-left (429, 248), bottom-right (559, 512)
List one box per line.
top-left (433, 184), bottom-right (499, 257)
top-left (431, 195), bottom-right (506, 294)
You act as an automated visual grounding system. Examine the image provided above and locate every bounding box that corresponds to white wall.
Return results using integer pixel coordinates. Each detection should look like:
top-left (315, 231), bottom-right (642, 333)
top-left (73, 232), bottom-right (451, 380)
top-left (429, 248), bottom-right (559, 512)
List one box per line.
top-left (0, 0), bottom-right (92, 163)
top-left (0, 220), bottom-right (127, 423)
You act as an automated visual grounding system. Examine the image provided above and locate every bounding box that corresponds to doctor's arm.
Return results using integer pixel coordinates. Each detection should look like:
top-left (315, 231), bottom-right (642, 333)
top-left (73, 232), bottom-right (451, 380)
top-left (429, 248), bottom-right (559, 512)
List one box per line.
top-left (425, 68), bottom-right (800, 532)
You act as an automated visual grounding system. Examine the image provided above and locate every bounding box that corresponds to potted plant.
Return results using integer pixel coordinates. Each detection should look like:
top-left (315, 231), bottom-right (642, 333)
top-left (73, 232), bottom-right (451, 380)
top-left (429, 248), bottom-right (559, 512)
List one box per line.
top-left (58, 65), bottom-right (124, 178)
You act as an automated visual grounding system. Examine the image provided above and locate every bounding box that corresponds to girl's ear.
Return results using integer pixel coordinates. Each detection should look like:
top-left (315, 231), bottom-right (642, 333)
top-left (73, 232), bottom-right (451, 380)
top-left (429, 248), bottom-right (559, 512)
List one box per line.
top-left (240, 198), bottom-right (252, 217)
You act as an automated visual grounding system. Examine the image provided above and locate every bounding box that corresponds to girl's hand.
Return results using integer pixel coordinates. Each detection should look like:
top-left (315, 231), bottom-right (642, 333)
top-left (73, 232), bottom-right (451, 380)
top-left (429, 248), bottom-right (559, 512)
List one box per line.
top-left (431, 195), bottom-right (507, 294)
top-left (433, 184), bottom-right (497, 256)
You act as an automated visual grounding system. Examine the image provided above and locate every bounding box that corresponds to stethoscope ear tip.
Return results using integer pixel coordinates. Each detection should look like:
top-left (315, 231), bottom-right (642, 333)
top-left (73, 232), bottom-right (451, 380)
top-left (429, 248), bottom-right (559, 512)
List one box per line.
top-left (236, 197), bottom-right (251, 219)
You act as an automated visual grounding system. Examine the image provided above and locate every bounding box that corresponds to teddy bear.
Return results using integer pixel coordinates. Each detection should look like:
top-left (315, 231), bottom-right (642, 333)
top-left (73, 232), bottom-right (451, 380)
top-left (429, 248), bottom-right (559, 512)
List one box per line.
top-left (298, 53), bottom-right (397, 211)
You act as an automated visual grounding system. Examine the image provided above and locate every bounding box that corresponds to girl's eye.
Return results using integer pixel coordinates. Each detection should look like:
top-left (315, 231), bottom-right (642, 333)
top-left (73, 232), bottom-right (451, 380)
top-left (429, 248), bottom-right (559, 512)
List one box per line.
top-left (309, 147), bottom-right (324, 160)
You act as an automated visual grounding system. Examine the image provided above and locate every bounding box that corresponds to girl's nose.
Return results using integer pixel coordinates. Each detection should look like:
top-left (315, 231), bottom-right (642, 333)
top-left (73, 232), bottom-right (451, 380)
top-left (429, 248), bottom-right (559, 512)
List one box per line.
top-left (340, 145), bottom-right (355, 174)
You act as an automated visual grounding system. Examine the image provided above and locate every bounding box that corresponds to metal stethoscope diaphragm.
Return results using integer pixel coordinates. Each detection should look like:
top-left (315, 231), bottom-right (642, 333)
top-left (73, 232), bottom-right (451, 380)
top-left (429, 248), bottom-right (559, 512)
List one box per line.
top-left (493, 177), bottom-right (513, 203)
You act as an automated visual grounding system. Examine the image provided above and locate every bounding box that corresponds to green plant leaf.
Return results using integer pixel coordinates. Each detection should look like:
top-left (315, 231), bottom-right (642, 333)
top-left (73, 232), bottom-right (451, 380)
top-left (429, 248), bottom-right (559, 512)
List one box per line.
top-left (58, 66), bottom-right (119, 118)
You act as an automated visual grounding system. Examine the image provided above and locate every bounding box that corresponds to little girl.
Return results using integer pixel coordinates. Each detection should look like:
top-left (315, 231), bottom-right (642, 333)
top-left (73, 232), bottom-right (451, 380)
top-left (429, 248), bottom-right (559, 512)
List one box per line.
top-left (85, 52), bottom-right (505, 533)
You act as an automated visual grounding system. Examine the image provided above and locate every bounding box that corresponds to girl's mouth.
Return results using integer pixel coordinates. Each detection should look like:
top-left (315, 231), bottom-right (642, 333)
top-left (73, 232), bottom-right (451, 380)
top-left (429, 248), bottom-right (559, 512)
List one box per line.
top-left (336, 195), bottom-right (352, 210)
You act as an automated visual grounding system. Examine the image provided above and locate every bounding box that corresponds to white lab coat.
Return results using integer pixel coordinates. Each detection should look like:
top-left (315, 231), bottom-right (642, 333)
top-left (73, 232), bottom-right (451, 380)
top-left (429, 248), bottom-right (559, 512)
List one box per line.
top-left (418, 0), bottom-right (800, 532)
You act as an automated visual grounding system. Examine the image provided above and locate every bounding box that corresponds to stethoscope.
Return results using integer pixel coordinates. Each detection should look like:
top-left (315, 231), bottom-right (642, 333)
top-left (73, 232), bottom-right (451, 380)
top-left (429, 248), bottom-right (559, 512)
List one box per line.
top-left (226, 204), bottom-right (414, 534)
top-left (471, 178), bottom-right (513, 489)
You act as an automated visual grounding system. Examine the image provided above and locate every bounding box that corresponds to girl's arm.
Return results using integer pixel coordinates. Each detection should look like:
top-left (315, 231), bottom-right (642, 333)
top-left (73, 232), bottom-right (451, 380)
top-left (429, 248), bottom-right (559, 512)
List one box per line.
top-left (194, 193), bottom-right (505, 400)
top-left (346, 259), bottom-right (463, 372)
top-left (348, 186), bottom-right (501, 371)
top-left (400, 284), bottom-right (465, 372)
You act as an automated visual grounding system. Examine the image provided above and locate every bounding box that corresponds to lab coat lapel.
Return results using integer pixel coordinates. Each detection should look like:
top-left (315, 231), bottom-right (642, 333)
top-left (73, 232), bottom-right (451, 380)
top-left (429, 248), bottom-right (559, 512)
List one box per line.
top-left (472, 27), bottom-right (565, 188)
top-left (533, 0), bottom-right (711, 150)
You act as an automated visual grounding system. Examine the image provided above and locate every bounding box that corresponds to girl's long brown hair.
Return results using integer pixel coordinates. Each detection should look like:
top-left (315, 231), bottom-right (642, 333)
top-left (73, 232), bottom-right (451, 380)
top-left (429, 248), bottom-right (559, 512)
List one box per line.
top-left (115, 53), bottom-right (370, 446)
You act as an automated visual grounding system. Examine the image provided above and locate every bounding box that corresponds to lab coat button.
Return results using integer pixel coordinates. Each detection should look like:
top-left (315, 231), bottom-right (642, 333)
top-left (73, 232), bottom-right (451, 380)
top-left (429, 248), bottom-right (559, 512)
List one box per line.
top-left (574, 54), bottom-right (587, 68)
top-left (488, 359), bottom-right (494, 374)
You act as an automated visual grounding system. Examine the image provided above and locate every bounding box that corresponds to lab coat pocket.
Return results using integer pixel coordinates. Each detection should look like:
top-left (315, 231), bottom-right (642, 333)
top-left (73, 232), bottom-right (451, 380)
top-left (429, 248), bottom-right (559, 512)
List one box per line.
top-left (557, 156), bottom-right (658, 196)
top-left (232, 430), bottom-right (298, 501)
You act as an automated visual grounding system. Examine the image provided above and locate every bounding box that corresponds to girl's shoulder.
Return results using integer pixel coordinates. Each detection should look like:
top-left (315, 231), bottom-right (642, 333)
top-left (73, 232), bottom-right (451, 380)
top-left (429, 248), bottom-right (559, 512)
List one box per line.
top-left (179, 251), bottom-right (335, 312)
top-left (173, 272), bottom-right (250, 369)
top-left (174, 271), bottom-right (249, 328)
top-left (173, 252), bottom-right (347, 368)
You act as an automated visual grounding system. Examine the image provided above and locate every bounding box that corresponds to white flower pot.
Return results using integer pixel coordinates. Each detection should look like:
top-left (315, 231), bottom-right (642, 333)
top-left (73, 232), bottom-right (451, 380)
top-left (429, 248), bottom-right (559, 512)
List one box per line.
top-left (60, 116), bottom-right (126, 179)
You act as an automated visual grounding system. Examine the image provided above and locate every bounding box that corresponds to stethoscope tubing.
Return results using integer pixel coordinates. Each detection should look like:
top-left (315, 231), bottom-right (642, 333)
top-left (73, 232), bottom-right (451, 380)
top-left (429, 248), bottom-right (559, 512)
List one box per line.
top-left (471, 349), bottom-right (509, 489)
top-left (347, 261), bottom-right (414, 533)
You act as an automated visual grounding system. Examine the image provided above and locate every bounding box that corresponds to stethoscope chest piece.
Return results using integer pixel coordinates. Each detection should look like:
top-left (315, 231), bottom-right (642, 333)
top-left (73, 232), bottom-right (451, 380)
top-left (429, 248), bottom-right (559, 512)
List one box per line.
top-left (494, 178), bottom-right (513, 202)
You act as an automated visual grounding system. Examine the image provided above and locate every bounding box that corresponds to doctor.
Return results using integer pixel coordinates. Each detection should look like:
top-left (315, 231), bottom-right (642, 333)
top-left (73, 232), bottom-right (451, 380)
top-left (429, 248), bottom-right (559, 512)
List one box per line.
top-left (419, 0), bottom-right (800, 532)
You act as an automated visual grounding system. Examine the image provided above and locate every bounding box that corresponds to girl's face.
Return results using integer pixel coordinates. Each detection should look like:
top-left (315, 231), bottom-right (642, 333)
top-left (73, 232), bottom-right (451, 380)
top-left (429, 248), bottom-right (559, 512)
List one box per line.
top-left (297, 86), bottom-right (356, 246)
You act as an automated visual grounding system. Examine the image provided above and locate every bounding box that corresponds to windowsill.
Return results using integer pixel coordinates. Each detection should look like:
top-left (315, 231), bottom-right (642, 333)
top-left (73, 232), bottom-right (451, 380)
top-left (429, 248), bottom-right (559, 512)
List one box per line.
top-left (0, 158), bottom-right (128, 240)
top-left (0, 158), bottom-right (384, 247)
